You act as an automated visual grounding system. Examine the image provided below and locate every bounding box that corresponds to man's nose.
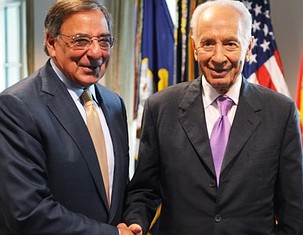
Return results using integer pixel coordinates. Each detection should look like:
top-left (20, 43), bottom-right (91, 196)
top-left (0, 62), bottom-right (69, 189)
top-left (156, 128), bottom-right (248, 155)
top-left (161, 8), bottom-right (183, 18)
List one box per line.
top-left (212, 44), bottom-right (227, 64)
top-left (86, 40), bottom-right (104, 59)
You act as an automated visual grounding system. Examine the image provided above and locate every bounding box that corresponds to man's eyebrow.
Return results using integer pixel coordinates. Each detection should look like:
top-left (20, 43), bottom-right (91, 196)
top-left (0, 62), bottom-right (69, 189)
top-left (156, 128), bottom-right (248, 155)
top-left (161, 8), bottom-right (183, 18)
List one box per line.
top-left (98, 33), bottom-right (111, 37)
top-left (72, 33), bottom-right (111, 37)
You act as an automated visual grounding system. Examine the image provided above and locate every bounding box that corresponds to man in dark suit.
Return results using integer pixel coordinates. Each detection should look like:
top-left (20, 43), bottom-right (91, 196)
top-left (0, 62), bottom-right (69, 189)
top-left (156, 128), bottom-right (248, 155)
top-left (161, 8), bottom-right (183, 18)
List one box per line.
top-left (121, 0), bottom-right (303, 234)
top-left (0, 1), bottom-right (133, 234)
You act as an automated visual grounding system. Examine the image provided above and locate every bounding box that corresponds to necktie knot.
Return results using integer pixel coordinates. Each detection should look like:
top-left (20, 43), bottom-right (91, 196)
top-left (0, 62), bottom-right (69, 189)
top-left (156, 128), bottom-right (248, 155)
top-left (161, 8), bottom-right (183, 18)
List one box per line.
top-left (217, 96), bottom-right (233, 116)
top-left (81, 89), bottom-right (94, 106)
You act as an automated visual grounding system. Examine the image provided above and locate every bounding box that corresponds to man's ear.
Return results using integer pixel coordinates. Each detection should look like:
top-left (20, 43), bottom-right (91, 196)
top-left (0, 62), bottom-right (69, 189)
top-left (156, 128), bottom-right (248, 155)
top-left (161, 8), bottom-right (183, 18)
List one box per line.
top-left (45, 33), bottom-right (56, 57)
top-left (191, 36), bottom-right (198, 61)
top-left (245, 36), bottom-right (254, 62)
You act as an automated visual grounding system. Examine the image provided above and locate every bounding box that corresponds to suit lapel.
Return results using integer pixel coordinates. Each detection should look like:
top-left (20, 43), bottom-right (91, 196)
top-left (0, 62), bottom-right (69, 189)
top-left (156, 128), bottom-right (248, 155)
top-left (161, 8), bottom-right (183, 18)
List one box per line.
top-left (41, 62), bottom-right (110, 211)
top-left (178, 77), bottom-right (263, 178)
top-left (221, 79), bottom-right (262, 173)
top-left (178, 77), bottom-right (216, 175)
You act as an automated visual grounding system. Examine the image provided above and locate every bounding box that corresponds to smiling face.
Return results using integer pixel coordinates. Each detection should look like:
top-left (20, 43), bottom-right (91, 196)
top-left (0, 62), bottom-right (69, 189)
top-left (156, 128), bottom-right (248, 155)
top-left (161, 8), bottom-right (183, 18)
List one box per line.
top-left (46, 10), bottom-right (111, 88)
top-left (193, 5), bottom-right (253, 94)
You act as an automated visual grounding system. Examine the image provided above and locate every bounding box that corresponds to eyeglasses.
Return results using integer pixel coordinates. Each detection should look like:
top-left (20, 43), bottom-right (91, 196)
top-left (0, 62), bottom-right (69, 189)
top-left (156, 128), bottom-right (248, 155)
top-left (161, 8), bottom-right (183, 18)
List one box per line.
top-left (58, 33), bottom-right (114, 50)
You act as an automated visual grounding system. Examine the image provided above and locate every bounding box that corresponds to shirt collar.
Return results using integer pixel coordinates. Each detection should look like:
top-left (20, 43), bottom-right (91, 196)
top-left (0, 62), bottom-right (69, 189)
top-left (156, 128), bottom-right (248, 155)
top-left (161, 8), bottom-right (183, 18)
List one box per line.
top-left (50, 59), bottom-right (98, 103)
top-left (202, 74), bottom-right (242, 108)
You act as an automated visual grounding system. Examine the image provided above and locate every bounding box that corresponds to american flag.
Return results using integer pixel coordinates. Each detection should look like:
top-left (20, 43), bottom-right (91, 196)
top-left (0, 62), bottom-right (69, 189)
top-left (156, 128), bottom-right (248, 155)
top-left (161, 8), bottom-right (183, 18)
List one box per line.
top-left (241, 0), bottom-right (290, 97)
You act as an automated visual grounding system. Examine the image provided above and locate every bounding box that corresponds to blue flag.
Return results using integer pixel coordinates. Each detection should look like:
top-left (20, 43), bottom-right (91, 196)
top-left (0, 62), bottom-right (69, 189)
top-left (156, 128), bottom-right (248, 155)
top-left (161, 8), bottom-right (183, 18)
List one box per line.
top-left (136, 0), bottom-right (175, 135)
top-left (140, 0), bottom-right (174, 91)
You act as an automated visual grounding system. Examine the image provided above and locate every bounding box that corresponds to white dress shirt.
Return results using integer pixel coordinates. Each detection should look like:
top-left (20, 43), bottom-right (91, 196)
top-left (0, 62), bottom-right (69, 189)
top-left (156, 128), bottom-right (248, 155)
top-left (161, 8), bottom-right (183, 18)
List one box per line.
top-left (202, 75), bottom-right (242, 137)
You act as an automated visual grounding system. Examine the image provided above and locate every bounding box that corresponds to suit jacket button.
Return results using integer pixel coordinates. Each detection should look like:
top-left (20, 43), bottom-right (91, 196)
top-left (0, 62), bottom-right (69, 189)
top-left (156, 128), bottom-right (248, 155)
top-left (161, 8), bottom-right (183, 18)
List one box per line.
top-left (215, 214), bottom-right (222, 223)
top-left (209, 179), bottom-right (216, 188)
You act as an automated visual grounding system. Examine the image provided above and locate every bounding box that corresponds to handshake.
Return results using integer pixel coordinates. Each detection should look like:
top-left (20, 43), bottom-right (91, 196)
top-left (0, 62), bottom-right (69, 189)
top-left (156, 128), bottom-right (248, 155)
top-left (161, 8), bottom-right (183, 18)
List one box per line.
top-left (117, 223), bottom-right (143, 235)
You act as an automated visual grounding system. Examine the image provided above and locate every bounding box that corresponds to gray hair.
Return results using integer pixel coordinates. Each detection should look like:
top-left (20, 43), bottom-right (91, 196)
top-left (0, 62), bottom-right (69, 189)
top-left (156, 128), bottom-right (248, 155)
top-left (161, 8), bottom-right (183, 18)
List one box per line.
top-left (44, 0), bottom-right (112, 55)
top-left (191, 0), bottom-right (252, 47)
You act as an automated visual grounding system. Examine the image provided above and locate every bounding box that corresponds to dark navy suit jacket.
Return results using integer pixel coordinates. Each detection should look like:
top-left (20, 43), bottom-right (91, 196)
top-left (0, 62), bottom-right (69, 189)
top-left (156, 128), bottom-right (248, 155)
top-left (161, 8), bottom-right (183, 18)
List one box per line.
top-left (0, 60), bottom-right (129, 235)
top-left (123, 77), bottom-right (303, 235)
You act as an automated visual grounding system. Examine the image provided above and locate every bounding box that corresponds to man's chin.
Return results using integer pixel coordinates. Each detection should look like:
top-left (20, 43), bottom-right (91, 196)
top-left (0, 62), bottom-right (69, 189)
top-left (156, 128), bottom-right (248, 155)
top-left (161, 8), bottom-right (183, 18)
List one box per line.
top-left (211, 79), bottom-right (229, 87)
top-left (211, 81), bottom-right (232, 94)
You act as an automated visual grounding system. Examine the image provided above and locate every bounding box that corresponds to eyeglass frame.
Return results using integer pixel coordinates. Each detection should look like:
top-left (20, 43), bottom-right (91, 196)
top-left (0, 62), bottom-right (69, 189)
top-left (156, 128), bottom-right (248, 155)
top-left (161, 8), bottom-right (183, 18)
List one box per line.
top-left (58, 33), bottom-right (114, 50)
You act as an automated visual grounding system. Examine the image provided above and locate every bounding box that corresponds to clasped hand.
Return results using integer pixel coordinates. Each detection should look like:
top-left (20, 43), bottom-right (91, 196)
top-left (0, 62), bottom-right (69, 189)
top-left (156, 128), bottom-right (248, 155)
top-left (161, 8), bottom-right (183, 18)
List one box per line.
top-left (117, 223), bottom-right (143, 235)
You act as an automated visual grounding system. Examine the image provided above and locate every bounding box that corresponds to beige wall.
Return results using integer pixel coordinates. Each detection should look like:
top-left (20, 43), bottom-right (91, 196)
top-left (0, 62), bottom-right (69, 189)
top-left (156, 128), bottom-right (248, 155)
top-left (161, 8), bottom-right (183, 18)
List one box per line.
top-left (270, 0), bottom-right (303, 99)
top-left (33, 0), bottom-right (54, 70)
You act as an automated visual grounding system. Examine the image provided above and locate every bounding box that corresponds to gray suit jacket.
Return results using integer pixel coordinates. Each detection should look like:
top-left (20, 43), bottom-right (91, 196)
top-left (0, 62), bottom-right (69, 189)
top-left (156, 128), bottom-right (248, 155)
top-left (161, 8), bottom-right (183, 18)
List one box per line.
top-left (0, 60), bottom-right (129, 235)
top-left (123, 76), bottom-right (303, 235)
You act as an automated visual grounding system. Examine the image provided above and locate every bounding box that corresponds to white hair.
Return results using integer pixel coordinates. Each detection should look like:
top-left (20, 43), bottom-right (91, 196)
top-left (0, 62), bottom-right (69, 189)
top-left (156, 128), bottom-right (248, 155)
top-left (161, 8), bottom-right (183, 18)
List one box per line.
top-left (191, 0), bottom-right (252, 47)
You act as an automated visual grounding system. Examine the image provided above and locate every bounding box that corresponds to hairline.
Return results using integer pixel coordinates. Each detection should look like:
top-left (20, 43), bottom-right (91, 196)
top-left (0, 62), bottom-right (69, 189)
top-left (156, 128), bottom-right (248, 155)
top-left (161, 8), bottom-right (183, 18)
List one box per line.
top-left (190, 0), bottom-right (252, 48)
top-left (43, 0), bottom-right (112, 55)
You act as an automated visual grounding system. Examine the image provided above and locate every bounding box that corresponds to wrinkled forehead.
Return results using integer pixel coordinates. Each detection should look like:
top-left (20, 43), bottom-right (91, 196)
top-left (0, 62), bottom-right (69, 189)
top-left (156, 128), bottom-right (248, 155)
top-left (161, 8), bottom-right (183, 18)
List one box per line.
top-left (60, 10), bottom-right (110, 35)
top-left (196, 6), bottom-right (251, 45)
top-left (197, 7), bottom-right (242, 35)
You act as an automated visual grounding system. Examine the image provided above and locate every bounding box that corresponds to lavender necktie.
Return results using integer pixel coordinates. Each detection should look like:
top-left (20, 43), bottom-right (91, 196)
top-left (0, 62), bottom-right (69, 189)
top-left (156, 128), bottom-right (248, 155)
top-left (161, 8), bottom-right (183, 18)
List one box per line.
top-left (210, 96), bottom-right (233, 186)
